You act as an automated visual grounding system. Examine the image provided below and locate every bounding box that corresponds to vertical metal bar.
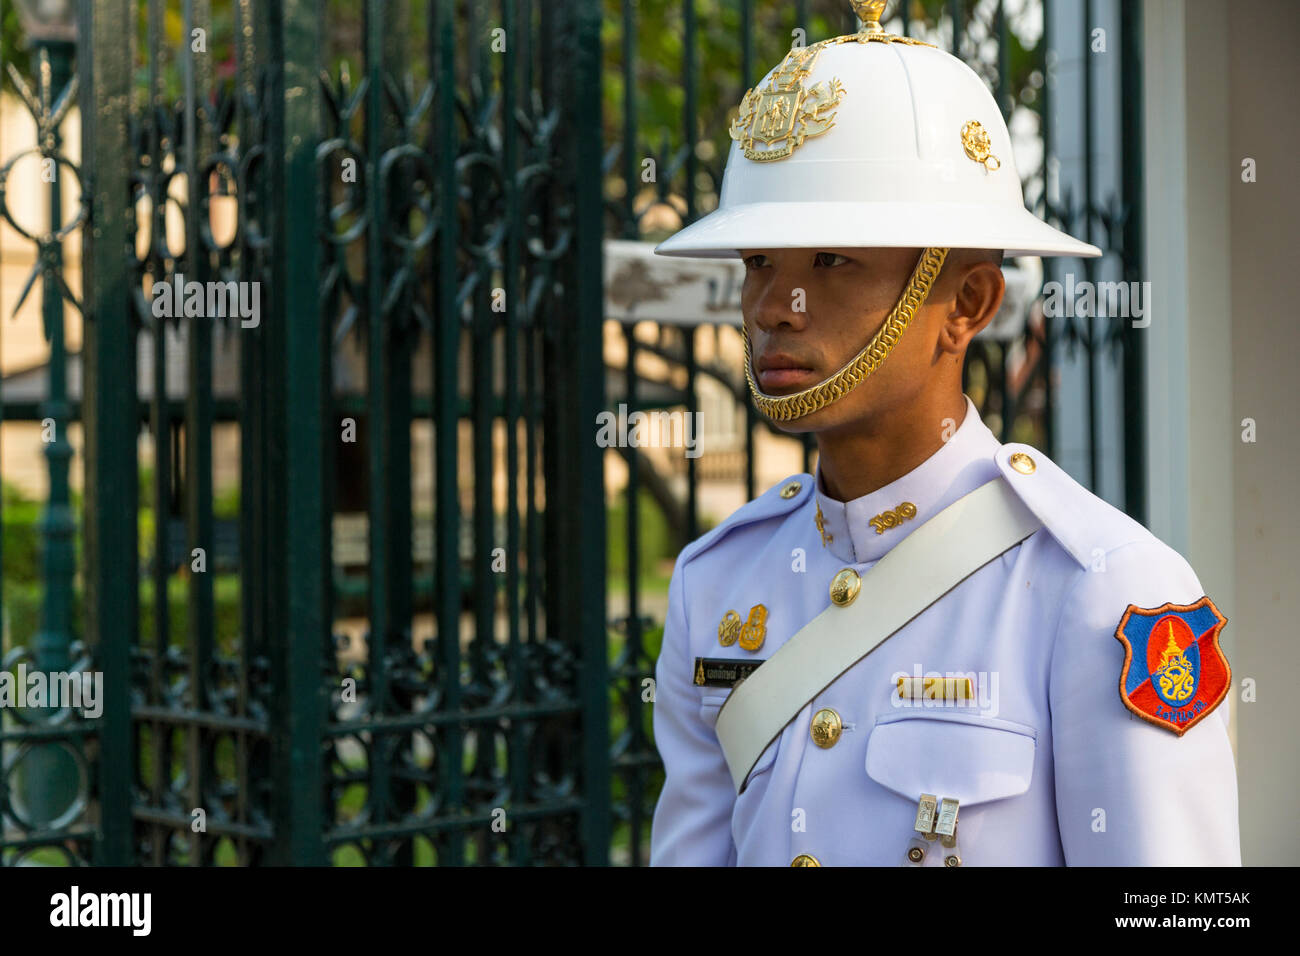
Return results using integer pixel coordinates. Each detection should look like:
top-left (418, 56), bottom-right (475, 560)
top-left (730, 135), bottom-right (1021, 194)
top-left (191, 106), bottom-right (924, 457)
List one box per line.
top-left (996, 0), bottom-right (1008, 119)
top-left (683, 0), bottom-right (696, 222)
top-left (683, 329), bottom-right (697, 544)
top-left (622, 328), bottom-right (640, 816)
top-left (432, 0), bottom-right (465, 866)
top-left (235, 0), bottom-right (273, 865)
top-left (148, 4), bottom-right (173, 858)
top-left (0, 12), bottom-right (4, 647)
top-left (520, 0), bottom-right (542, 844)
top-left (285, 0), bottom-right (328, 864)
top-left (740, 0), bottom-right (753, 86)
top-left (501, 0), bottom-right (528, 867)
top-left (1119, 0), bottom-right (1146, 522)
top-left (249, 0), bottom-right (283, 862)
top-left (1082, 0), bottom-right (1098, 493)
top-left (27, 35), bottom-right (78, 835)
top-left (182, 0), bottom-right (214, 865)
top-left (392, 2), bottom-right (418, 865)
top-left (470, 5), bottom-right (494, 861)
top-left (236, 0), bottom-right (261, 758)
top-left (949, 0), bottom-right (962, 54)
top-left (682, 0), bottom-right (697, 547)
top-left (621, 0), bottom-right (636, 239)
top-left (80, 0), bottom-right (137, 866)
top-left (364, 0), bottom-right (393, 846)
top-left (148, 0), bottom-right (170, 731)
top-left (1041, 0), bottom-right (1054, 461)
top-left (564, 0), bottom-right (609, 865)
top-left (267, 0), bottom-right (327, 865)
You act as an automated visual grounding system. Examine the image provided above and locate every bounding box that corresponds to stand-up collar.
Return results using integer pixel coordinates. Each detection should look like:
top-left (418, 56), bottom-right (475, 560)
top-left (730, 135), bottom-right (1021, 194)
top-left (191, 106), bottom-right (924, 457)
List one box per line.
top-left (811, 395), bottom-right (1001, 564)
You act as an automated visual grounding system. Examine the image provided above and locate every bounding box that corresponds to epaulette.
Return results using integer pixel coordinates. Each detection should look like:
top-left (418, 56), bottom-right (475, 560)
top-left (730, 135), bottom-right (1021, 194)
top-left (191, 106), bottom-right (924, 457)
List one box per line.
top-left (679, 473), bottom-right (814, 568)
top-left (994, 442), bottom-right (1149, 570)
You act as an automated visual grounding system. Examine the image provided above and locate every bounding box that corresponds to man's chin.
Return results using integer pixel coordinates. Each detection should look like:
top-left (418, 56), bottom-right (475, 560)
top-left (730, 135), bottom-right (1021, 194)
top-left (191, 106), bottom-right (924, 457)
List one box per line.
top-left (760, 404), bottom-right (843, 434)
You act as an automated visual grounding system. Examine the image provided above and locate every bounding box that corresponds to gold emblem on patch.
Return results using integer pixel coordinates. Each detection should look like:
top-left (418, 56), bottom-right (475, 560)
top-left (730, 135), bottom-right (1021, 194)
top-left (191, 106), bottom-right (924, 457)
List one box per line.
top-left (1155, 621), bottom-right (1196, 704)
top-left (729, 46), bottom-right (845, 162)
top-left (960, 120), bottom-right (1001, 171)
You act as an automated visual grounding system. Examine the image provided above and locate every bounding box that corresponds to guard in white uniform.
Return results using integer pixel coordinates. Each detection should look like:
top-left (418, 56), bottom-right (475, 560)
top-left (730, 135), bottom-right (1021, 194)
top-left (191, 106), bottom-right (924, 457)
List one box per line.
top-left (648, 0), bottom-right (1239, 866)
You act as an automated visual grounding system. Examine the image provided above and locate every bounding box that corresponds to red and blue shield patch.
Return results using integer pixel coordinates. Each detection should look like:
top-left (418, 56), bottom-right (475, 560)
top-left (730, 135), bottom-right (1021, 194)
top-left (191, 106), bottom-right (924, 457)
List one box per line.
top-left (1114, 597), bottom-right (1230, 736)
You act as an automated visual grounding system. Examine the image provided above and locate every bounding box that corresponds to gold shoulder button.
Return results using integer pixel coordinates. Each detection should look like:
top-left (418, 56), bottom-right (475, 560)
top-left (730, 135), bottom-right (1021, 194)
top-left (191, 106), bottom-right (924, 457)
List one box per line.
top-left (791, 853), bottom-right (821, 867)
top-left (1008, 452), bottom-right (1036, 474)
top-left (780, 480), bottom-right (803, 499)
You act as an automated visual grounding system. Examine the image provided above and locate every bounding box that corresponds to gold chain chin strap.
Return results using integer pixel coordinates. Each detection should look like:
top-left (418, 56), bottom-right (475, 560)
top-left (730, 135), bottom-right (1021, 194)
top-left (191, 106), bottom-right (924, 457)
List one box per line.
top-left (742, 246), bottom-right (950, 423)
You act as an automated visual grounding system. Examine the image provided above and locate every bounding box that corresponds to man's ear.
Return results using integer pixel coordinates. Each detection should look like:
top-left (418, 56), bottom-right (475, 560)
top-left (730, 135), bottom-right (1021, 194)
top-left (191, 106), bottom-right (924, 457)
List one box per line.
top-left (937, 261), bottom-right (1005, 355)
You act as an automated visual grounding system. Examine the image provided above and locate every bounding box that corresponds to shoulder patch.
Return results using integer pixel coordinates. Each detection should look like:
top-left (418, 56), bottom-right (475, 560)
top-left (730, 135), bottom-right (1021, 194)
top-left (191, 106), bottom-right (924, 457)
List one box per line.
top-left (679, 474), bottom-right (813, 567)
top-left (1114, 596), bottom-right (1230, 736)
top-left (995, 442), bottom-right (1148, 570)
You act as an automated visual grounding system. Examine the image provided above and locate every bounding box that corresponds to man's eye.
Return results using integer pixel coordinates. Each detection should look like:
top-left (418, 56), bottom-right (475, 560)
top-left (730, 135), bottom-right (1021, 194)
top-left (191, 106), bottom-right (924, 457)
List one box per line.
top-left (814, 252), bottom-right (849, 267)
top-left (743, 254), bottom-right (768, 270)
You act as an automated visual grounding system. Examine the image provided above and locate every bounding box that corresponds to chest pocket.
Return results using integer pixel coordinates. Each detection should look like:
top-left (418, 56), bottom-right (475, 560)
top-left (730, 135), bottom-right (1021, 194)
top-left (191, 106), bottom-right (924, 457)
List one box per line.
top-left (700, 692), bottom-right (779, 782)
top-left (864, 711), bottom-right (1037, 806)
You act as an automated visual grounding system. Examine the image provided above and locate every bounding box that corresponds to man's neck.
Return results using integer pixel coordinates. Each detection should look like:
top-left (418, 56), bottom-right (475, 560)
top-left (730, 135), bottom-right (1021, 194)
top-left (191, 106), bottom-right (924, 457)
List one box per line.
top-left (815, 391), bottom-right (969, 502)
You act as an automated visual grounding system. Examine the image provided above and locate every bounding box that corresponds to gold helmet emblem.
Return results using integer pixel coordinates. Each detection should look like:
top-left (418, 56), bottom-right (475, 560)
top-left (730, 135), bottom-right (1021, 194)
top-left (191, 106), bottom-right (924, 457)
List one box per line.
top-left (728, 46), bottom-right (845, 163)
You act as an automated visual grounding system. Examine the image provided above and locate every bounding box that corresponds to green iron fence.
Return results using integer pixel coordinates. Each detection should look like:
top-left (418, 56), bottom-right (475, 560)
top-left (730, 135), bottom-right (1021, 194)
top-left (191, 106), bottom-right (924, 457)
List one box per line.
top-left (2, 0), bottom-right (607, 866)
top-left (0, 0), bottom-right (1143, 866)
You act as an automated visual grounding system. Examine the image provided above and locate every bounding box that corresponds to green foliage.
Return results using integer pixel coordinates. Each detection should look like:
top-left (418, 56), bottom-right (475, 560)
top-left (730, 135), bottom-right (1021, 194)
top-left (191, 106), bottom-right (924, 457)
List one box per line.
top-left (2, 481), bottom-right (40, 586)
top-left (3, 573), bottom-right (241, 655)
top-left (0, 3), bottom-right (32, 81)
top-left (213, 484), bottom-right (239, 520)
top-left (606, 487), bottom-right (675, 591)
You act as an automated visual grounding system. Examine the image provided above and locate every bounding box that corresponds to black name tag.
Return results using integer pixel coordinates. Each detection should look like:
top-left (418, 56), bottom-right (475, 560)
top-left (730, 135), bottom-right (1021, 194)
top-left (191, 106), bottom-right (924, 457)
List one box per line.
top-left (693, 657), bottom-right (765, 687)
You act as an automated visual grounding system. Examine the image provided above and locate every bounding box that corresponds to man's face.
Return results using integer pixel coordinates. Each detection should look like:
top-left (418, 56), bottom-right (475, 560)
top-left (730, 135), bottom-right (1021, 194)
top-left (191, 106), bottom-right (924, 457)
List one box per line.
top-left (738, 246), bottom-right (953, 433)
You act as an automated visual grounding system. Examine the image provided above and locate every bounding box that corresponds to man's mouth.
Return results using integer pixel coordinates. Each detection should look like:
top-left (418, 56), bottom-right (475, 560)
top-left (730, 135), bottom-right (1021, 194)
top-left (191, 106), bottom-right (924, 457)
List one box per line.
top-left (756, 354), bottom-right (818, 391)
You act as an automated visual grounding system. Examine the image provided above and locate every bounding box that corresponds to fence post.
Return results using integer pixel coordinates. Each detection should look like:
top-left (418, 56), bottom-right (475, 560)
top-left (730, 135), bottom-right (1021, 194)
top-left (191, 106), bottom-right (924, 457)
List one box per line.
top-left (554, 0), bottom-right (610, 866)
top-left (265, 0), bottom-right (328, 865)
top-left (79, 0), bottom-right (137, 864)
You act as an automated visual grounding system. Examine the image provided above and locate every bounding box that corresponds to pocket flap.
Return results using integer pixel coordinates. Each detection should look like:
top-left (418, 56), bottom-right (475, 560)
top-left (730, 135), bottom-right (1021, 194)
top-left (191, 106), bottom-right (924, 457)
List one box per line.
top-left (865, 712), bottom-right (1036, 806)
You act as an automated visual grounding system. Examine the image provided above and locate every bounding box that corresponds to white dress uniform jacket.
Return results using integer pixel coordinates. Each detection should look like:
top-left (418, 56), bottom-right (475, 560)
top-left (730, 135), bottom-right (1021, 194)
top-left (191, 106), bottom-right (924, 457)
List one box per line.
top-left (649, 397), bottom-right (1241, 866)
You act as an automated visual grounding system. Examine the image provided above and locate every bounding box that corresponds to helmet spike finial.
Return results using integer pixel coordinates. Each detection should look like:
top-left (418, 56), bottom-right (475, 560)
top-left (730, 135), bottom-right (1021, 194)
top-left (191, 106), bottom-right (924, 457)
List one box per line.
top-left (850, 0), bottom-right (887, 34)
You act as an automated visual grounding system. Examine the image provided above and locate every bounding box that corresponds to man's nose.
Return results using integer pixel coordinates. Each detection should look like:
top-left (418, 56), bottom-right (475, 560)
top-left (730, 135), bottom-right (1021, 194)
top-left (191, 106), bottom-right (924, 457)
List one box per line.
top-left (749, 267), bottom-right (811, 335)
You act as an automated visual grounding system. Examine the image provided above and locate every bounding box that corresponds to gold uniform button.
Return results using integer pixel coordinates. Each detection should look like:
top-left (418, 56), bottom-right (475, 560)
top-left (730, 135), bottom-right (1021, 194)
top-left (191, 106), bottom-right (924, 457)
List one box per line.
top-left (1008, 452), bottom-right (1036, 475)
top-left (829, 568), bottom-right (861, 607)
top-left (810, 708), bottom-right (842, 748)
top-left (780, 480), bottom-right (802, 499)
top-left (790, 854), bottom-right (821, 867)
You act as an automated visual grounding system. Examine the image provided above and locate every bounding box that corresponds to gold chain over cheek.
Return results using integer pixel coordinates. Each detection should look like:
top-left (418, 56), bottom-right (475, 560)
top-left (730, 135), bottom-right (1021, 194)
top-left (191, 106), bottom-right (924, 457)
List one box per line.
top-left (742, 246), bottom-right (949, 423)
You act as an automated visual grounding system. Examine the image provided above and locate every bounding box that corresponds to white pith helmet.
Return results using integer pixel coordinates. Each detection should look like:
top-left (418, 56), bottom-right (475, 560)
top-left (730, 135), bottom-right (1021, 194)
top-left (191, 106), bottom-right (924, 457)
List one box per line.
top-left (654, 0), bottom-right (1101, 260)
